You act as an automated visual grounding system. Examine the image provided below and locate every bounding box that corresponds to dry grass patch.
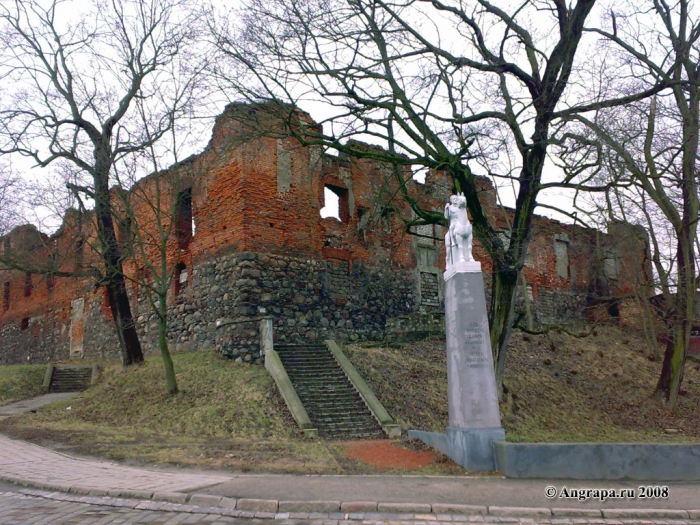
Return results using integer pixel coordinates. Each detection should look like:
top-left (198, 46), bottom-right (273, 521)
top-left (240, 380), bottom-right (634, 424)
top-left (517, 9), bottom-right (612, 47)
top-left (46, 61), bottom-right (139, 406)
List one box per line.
top-left (0, 364), bottom-right (46, 405)
top-left (346, 324), bottom-right (700, 443)
top-left (0, 350), bottom-right (341, 473)
top-left (0, 350), bottom-right (458, 474)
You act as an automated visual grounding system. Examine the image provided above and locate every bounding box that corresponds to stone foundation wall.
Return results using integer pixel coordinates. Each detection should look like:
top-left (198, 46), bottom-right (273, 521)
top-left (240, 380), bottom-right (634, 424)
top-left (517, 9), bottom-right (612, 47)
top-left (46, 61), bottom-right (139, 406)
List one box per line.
top-left (0, 308), bottom-right (70, 365)
top-left (74, 251), bottom-right (422, 364)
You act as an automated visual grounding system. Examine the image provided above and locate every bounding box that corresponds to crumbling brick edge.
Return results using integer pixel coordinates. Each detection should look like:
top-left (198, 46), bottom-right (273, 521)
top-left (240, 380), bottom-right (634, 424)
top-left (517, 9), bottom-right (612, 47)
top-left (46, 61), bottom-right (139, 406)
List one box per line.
top-left (5, 483), bottom-right (700, 521)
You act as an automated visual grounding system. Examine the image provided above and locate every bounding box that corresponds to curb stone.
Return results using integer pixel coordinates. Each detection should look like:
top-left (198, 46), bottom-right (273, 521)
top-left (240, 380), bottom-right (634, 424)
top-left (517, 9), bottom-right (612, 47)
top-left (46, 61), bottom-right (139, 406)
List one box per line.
top-left (601, 509), bottom-right (690, 519)
top-left (378, 502), bottom-right (432, 513)
top-left (6, 486), bottom-right (700, 523)
top-left (279, 500), bottom-right (341, 512)
top-left (152, 491), bottom-right (189, 503)
top-left (236, 497), bottom-right (279, 512)
top-left (551, 508), bottom-right (602, 517)
top-left (188, 494), bottom-right (223, 507)
top-left (341, 501), bottom-right (377, 512)
top-left (432, 504), bottom-right (488, 515)
top-left (488, 507), bottom-right (552, 517)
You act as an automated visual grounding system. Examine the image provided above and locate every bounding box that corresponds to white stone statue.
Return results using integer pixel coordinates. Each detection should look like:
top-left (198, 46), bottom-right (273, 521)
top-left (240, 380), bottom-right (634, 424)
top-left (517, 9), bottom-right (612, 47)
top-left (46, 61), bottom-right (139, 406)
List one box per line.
top-left (444, 193), bottom-right (474, 267)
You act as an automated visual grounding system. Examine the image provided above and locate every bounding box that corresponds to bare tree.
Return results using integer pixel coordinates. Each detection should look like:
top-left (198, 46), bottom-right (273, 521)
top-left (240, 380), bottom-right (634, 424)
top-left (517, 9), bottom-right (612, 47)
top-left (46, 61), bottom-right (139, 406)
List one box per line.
top-left (0, 0), bottom-right (208, 366)
top-left (110, 97), bottom-right (213, 394)
top-left (0, 161), bottom-right (21, 241)
top-left (211, 0), bottom-right (665, 394)
top-left (559, 0), bottom-right (700, 408)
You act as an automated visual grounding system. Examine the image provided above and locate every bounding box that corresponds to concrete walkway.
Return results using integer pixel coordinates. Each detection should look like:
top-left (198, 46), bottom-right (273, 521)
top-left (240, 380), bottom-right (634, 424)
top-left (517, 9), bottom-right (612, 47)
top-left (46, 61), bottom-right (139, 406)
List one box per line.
top-left (1, 433), bottom-right (700, 521)
top-left (0, 393), bottom-right (77, 417)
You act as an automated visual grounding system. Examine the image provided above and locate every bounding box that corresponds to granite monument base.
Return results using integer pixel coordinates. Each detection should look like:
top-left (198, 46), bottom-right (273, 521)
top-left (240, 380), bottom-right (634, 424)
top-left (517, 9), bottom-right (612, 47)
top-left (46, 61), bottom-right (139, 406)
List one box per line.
top-left (409, 261), bottom-right (506, 472)
top-left (409, 427), bottom-right (505, 472)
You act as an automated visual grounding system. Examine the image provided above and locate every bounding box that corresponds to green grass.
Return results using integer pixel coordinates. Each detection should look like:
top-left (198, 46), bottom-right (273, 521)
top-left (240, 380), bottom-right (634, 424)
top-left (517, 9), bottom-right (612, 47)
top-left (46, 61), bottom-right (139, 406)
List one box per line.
top-left (0, 364), bottom-right (46, 405)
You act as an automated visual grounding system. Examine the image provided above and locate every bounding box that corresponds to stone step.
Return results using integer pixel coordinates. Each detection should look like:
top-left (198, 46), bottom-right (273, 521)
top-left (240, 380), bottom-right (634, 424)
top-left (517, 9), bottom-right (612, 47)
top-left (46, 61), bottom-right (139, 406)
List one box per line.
top-left (287, 376), bottom-right (352, 384)
top-left (275, 344), bottom-right (384, 439)
top-left (280, 363), bottom-right (338, 371)
top-left (50, 367), bottom-right (92, 393)
top-left (278, 356), bottom-right (337, 364)
top-left (296, 390), bottom-right (358, 398)
top-left (285, 369), bottom-right (347, 377)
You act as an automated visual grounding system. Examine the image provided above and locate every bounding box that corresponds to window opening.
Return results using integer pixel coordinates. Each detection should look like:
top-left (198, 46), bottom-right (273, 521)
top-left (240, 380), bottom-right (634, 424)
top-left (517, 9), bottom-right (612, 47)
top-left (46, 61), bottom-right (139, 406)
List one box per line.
top-left (554, 234), bottom-right (569, 279)
top-left (321, 185), bottom-right (349, 222)
top-left (20, 317), bottom-right (29, 330)
top-left (320, 187), bottom-right (340, 220)
top-left (608, 301), bottom-right (620, 318)
top-left (2, 237), bottom-right (9, 255)
top-left (175, 262), bottom-right (188, 295)
top-left (412, 165), bottom-right (428, 184)
top-left (24, 272), bottom-right (32, 297)
top-left (3, 282), bottom-right (9, 311)
top-left (175, 188), bottom-right (193, 249)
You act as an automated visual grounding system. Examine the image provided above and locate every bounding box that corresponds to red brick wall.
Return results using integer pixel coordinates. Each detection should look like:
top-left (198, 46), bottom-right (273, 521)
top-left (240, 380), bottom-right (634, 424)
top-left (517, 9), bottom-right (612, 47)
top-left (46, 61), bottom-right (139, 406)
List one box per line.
top-left (0, 104), bottom-right (654, 362)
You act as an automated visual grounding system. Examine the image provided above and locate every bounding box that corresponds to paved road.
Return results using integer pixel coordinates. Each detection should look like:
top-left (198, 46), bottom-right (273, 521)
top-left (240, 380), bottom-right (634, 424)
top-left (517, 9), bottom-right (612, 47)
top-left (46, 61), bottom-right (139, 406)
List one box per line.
top-left (2, 488), bottom-right (700, 525)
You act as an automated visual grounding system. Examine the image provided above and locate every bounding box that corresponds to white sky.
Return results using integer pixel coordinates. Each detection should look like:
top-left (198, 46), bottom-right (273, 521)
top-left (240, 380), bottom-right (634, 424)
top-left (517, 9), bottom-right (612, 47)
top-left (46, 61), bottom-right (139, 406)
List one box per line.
top-left (0, 0), bottom-right (660, 235)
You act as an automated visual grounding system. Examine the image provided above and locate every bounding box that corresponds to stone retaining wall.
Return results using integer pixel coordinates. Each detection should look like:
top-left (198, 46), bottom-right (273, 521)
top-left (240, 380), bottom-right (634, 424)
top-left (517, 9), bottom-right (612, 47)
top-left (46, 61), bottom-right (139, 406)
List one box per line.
top-left (66, 251), bottom-right (423, 364)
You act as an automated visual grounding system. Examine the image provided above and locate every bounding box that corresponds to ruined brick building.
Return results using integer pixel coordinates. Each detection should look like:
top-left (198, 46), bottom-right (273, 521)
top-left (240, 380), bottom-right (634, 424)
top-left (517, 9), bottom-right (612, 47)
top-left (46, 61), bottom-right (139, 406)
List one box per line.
top-left (0, 105), bottom-right (653, 365)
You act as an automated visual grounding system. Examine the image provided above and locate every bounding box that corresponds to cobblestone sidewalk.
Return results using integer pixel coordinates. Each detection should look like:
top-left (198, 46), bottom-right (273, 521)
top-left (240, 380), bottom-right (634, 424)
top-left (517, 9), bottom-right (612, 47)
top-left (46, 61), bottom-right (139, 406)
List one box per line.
top-left (4, 489), bottom-right (700, 525)
top-left (0, 434), bottom-right (229, 494)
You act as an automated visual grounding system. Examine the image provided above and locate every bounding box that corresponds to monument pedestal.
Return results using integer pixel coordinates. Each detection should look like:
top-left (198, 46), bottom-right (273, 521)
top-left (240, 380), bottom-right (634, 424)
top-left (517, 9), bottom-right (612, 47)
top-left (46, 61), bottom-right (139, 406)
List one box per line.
top-left (409, 261), bottom-right (505, 472)
top-left (446, 426), bottom-right (505, 471)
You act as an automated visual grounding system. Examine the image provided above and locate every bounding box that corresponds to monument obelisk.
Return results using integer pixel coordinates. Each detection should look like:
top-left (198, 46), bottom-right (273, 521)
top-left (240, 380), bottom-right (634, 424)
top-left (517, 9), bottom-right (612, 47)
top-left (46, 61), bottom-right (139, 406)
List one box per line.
top-left (409, 193), bottom-right (505, 471)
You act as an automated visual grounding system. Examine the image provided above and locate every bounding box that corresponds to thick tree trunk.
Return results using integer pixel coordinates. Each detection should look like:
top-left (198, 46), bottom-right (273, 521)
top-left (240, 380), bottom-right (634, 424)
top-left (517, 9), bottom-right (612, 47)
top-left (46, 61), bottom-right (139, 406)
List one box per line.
top-left (94, 155), bottom-right (144, 366)
top-left (654, 230), bottom-right (695, 407)
top-left (653, 82), bottom-right (698, 408)
top-left (490, 268), bottom-right (519, 399)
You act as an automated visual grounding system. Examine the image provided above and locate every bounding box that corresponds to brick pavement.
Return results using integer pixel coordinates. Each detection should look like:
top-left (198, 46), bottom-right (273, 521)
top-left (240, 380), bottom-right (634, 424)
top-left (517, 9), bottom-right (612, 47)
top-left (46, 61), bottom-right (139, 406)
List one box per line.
top-left (2, 433), bottom-right (700, 522)
top-left (0, 434), bottom-right (229, 494)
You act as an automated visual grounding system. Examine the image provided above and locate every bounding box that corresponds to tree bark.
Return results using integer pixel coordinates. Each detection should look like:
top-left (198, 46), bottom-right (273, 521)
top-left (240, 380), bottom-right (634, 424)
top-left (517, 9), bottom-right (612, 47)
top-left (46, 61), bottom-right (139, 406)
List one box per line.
top-left (490, 269), bottom-right (519, 398)
top-left (94, 151), bottom-right (143, 366)
top-left (654, 224), bottom-right (695, 407)
top-left (158, 294), bottom-right (178, 395)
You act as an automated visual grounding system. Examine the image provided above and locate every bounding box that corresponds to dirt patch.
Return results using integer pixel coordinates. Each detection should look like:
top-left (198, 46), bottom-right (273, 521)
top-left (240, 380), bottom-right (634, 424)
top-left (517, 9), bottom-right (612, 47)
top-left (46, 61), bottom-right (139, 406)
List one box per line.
top-left (338, 439), bottom-right (439, 469)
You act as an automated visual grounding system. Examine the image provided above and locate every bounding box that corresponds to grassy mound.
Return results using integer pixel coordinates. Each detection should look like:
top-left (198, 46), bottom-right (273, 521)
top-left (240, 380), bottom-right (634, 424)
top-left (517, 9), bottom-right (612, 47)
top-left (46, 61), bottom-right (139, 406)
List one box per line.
top-left (345, 324), bottom-right (700, 443)
top-left (3, 323), bottom-right (700, 474)
top-left (0, 351), bottom-right (344, 473)
top-left (0, 364), bottom-right (46, 405)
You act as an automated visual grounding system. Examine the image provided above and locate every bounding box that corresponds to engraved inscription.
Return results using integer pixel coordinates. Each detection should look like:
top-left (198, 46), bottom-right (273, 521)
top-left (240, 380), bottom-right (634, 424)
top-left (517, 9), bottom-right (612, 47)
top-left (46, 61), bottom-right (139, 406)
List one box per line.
top-left (463, 322), bottom-right (488, 368)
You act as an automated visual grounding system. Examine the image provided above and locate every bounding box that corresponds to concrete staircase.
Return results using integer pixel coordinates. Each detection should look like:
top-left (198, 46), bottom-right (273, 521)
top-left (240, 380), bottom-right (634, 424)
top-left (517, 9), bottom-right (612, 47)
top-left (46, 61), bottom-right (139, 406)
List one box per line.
top-left (274, 344), bottom-right (384, 439)
top-left (49, 366), bottom-right (93, 393)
